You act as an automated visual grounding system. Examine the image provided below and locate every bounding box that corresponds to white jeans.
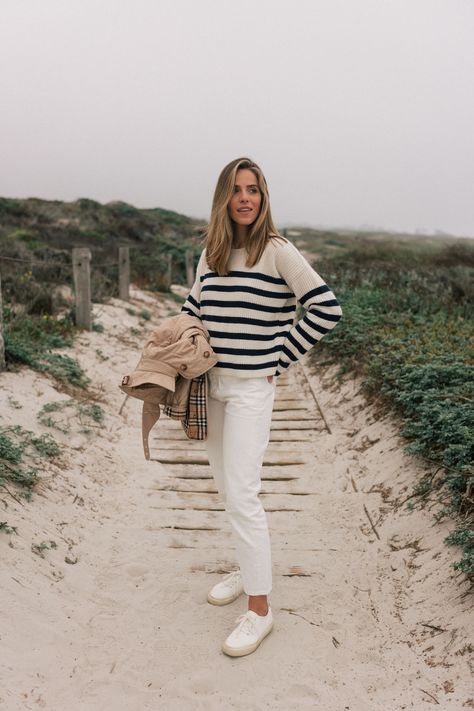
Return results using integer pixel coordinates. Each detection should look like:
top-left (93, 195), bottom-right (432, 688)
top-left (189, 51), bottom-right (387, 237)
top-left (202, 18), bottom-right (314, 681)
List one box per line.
top-left (206, 369), bottom-right (277, 596)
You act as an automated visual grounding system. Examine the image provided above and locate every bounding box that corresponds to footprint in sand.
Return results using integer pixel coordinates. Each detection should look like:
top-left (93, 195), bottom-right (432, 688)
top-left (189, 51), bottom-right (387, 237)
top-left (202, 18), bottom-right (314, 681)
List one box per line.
top-left (287, 683), bottom-right (321, 700)
top-left (125, 564), bottom-right (149, 579)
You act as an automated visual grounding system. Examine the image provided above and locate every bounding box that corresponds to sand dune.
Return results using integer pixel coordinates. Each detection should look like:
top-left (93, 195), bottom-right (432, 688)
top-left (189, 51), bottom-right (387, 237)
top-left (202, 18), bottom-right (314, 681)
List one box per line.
top-left (0, 287), bottom-right (472, 710)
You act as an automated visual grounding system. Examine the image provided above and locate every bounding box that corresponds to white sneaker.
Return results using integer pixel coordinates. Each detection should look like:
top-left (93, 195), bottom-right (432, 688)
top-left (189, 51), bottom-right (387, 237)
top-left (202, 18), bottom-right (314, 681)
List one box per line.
top-left (222, 607), bottom-right (273, 657)
top-left (207, 569), bottom-right (244, 606)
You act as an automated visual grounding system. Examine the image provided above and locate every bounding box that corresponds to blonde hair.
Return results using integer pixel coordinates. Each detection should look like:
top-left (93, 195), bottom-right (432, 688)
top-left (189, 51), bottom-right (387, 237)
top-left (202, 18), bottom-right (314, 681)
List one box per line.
top-left (201, 157), bottom-right (287, 275)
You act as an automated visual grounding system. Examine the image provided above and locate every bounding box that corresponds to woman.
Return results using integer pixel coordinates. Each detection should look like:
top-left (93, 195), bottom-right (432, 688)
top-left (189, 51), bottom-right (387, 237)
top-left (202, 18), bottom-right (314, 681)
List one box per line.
top-left (180, 157), bottom-right (342, 657)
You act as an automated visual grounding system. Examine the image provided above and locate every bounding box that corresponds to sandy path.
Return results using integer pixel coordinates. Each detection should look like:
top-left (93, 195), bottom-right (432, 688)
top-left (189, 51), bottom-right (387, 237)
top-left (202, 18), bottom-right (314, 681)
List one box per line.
top-left (1, 288), bottom-right (472, 710)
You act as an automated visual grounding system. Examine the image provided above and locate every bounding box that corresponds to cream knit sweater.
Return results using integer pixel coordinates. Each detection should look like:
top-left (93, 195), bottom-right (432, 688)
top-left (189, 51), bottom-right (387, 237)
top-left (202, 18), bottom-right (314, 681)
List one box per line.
top-left (180, 236), bottom-right (342, 378)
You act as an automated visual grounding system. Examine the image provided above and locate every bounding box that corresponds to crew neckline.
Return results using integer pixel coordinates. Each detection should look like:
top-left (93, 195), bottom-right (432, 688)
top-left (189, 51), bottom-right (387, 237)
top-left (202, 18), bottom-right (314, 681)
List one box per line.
top-left (231, 246), bottom-right (246, 251)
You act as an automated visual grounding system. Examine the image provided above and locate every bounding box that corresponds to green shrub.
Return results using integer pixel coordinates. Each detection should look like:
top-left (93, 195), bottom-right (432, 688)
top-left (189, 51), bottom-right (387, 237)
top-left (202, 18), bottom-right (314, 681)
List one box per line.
top-left (106, 201), bottom-right (138, 217)
top-left (310, 240), bottom-right (474, 582)
top-left (37, 399), bottom-right (104, 433)
top-left (445, 527), bottom-right (474, 578)
top-left (0, 197), bottom-right (26, 218)
top-left (3, 309), bottom-right (88, 387)
top-left (76, 198), bottom-right (101, 211)
top-left (0, 426), bottom-right (61, 505)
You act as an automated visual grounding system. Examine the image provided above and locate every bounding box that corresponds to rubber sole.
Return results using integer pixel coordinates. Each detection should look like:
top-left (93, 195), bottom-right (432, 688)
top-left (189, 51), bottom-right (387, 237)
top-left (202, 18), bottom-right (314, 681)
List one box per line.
top-left (222, 620), bottom-right (273, 657)
top-left (207, 589), bottom-right (243, 606)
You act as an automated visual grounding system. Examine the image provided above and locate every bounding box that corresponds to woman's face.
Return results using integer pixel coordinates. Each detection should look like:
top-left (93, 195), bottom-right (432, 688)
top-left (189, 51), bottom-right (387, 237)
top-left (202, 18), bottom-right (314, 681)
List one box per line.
top-left (227, 168), bottom-right (262, 226)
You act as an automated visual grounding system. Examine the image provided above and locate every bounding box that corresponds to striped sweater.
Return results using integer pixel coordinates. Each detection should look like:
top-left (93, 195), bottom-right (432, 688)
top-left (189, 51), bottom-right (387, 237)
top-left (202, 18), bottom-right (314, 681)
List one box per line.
top-left (180, 237), bottom-right (342, 378)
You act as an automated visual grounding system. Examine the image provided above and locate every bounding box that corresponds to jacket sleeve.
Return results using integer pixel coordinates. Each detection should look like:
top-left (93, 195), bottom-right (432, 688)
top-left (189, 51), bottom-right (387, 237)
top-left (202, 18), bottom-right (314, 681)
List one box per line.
top-left (180, 248), bottom-right (206, 320)
top-left (274, 243), bottom-right (342, 377)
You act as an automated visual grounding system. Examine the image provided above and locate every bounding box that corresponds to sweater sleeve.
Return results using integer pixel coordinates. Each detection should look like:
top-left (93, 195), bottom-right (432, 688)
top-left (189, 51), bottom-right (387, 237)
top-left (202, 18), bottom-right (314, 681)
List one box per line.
top-left (180, 248), bottom-right (207, 319)
top-left (274, 242), bottom-right (342, 377)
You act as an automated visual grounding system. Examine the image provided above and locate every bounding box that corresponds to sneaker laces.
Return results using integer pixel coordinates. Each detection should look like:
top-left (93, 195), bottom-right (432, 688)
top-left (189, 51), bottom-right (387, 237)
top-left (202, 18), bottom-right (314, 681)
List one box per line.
top-left (233, 611), bottom-right (259, 638)
top-left (222, 570), bottom-right (241, 590)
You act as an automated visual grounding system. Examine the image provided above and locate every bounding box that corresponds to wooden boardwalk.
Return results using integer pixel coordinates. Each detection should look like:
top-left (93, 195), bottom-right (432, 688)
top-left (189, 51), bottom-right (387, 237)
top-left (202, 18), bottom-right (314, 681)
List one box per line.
top-left (146, 364), bottom-right (339, 579)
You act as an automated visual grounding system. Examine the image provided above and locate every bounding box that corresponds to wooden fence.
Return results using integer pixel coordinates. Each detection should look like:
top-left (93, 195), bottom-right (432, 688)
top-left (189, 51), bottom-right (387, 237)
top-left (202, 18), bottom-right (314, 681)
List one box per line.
top-left (0, 247), bottom-right (196, 363)
top-left (0, 272), bottom-right (5, 371)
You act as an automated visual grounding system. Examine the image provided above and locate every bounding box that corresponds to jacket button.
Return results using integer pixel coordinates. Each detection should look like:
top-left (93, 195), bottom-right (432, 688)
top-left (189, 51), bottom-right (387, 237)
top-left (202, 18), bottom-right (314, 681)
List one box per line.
top-left (203, 351), bottom-right (210, 358)
top-left (180, 363), bottom-right (187, 370)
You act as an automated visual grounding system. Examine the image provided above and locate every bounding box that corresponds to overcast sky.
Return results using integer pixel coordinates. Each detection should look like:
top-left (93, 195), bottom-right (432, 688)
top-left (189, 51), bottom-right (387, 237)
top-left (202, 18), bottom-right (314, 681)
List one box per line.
top-left (1, 0), bottom-right (473, 236)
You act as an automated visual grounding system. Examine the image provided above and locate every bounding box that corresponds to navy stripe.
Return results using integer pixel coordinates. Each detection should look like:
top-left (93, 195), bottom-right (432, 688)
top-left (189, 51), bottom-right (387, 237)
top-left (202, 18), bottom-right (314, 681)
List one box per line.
top-left (299, 285), bottom-right (330, 304)
top-left (185, 293), bottom-right (200, 309)
top-left (202, 315), bottom-right (294, 327)
top-left (303, 313), bottom-right (329, 335)
top-left (288, 331), bottom-right (307, 355)
top-left (296, 321), bottom-right (317, 346)
top-left (208, 329), bottom-right (290, 341)
top-left (201, 270), bottom-right (286, 285)
top-left (308, 308), bottom-right (342, 322)
top-left (215, 360), bottom-right (279, 370)
top-left (212, 344), bottom-right (282, 356)
top-left (281, 344), bottom-right (298, 362)
top-left (313, 298), bottom-right (340, 308)
top-left (201, 299), bottom-right (295, 314)
top-left (181, 305), bottom-right (199, 317)
top-left (202, 284), bottom-right (293, 299)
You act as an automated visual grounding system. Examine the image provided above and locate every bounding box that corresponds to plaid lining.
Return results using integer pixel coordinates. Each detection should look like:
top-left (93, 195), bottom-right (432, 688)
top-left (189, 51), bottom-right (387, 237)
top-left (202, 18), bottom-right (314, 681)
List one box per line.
top-left (162, 372), bottom-right (208, 439)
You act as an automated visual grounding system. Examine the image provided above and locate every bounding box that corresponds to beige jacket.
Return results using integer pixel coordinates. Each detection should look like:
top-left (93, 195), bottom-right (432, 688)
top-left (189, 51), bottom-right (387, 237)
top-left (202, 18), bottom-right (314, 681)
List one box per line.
top-left (120, 313), bottom-right (218, 458)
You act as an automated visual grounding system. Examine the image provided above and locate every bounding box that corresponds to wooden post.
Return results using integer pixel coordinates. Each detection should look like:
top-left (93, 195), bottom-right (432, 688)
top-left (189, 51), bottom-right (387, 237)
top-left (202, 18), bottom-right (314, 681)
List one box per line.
top-left (72, 248), bottom-right (92, 330)
top-left (185, 249), bottom-right (194, 287)
top-left (0, 272), bottom-right (5, 371)
top-left (118, 246), bottom-right (130, 300)
top-left (166, 252), bottom-right (172, 289)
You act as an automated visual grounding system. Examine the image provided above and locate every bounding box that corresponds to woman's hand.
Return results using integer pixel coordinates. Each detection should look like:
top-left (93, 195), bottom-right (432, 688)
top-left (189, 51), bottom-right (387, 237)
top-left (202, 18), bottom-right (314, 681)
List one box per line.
top-left (267, 375), bottom-right (273, 383)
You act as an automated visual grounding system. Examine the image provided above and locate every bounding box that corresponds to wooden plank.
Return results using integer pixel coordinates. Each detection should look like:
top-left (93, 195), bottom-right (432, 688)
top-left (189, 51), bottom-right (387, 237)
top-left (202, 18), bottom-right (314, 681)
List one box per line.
top-left (145, 511), bottom-right (361, 542)
top-left (272, 399), bottom-right (313, 410)
top-left (0, 273), bottom-right (5, 371)
top-left (152, 439), bottom-right (207, 451)
top-left (150, 428), bottom-right (321, 442)
top-left (72, 248), bottom-right (91, 329)
top-left (270, 411), bottom-right (319, 420)
top-left (155, 463), bottom-right (305, 480)
top-left (269, 421), bottom-right (321, 431)
top-left (268, 442), bottom-right (316, 452)
top-left (147, 477), bottom-right (322, 496)
top-left (185, 249), bottom-right (194, 287)
top-left (142, 527), bottom-right (343, 553)
top-left (145, 490), bottom-right (319, 512)
top-left (156, 421), bottom-right (322, 432)
top-left (118, 246), bottom-right (130, 300)
top-left (268, 430), bottom-right (319, 442)
top-left (149, 501), bottom-right (303, 513)
top-left (151, 438), bottom-right (315, 452)
top-left (150, 450), bottom-right (309, 465)
top-left (188, 560), bottom-right (321, 578)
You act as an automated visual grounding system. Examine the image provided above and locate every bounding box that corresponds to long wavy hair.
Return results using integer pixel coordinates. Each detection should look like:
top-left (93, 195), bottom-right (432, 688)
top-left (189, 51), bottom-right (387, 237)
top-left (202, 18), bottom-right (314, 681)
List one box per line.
top-left (201, 157), bottom-right (286, 276)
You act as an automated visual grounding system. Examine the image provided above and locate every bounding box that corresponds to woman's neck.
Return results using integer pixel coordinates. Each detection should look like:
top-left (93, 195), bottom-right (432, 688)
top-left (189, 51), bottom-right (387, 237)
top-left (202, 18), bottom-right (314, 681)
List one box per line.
top-left (232, 223), bottom-right (249, 248)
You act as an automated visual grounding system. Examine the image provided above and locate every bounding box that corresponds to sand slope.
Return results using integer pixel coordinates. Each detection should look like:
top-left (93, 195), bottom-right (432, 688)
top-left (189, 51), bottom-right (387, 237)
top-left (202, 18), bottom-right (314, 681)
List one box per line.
top-left (0, 287), bottom-right (472, 711)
